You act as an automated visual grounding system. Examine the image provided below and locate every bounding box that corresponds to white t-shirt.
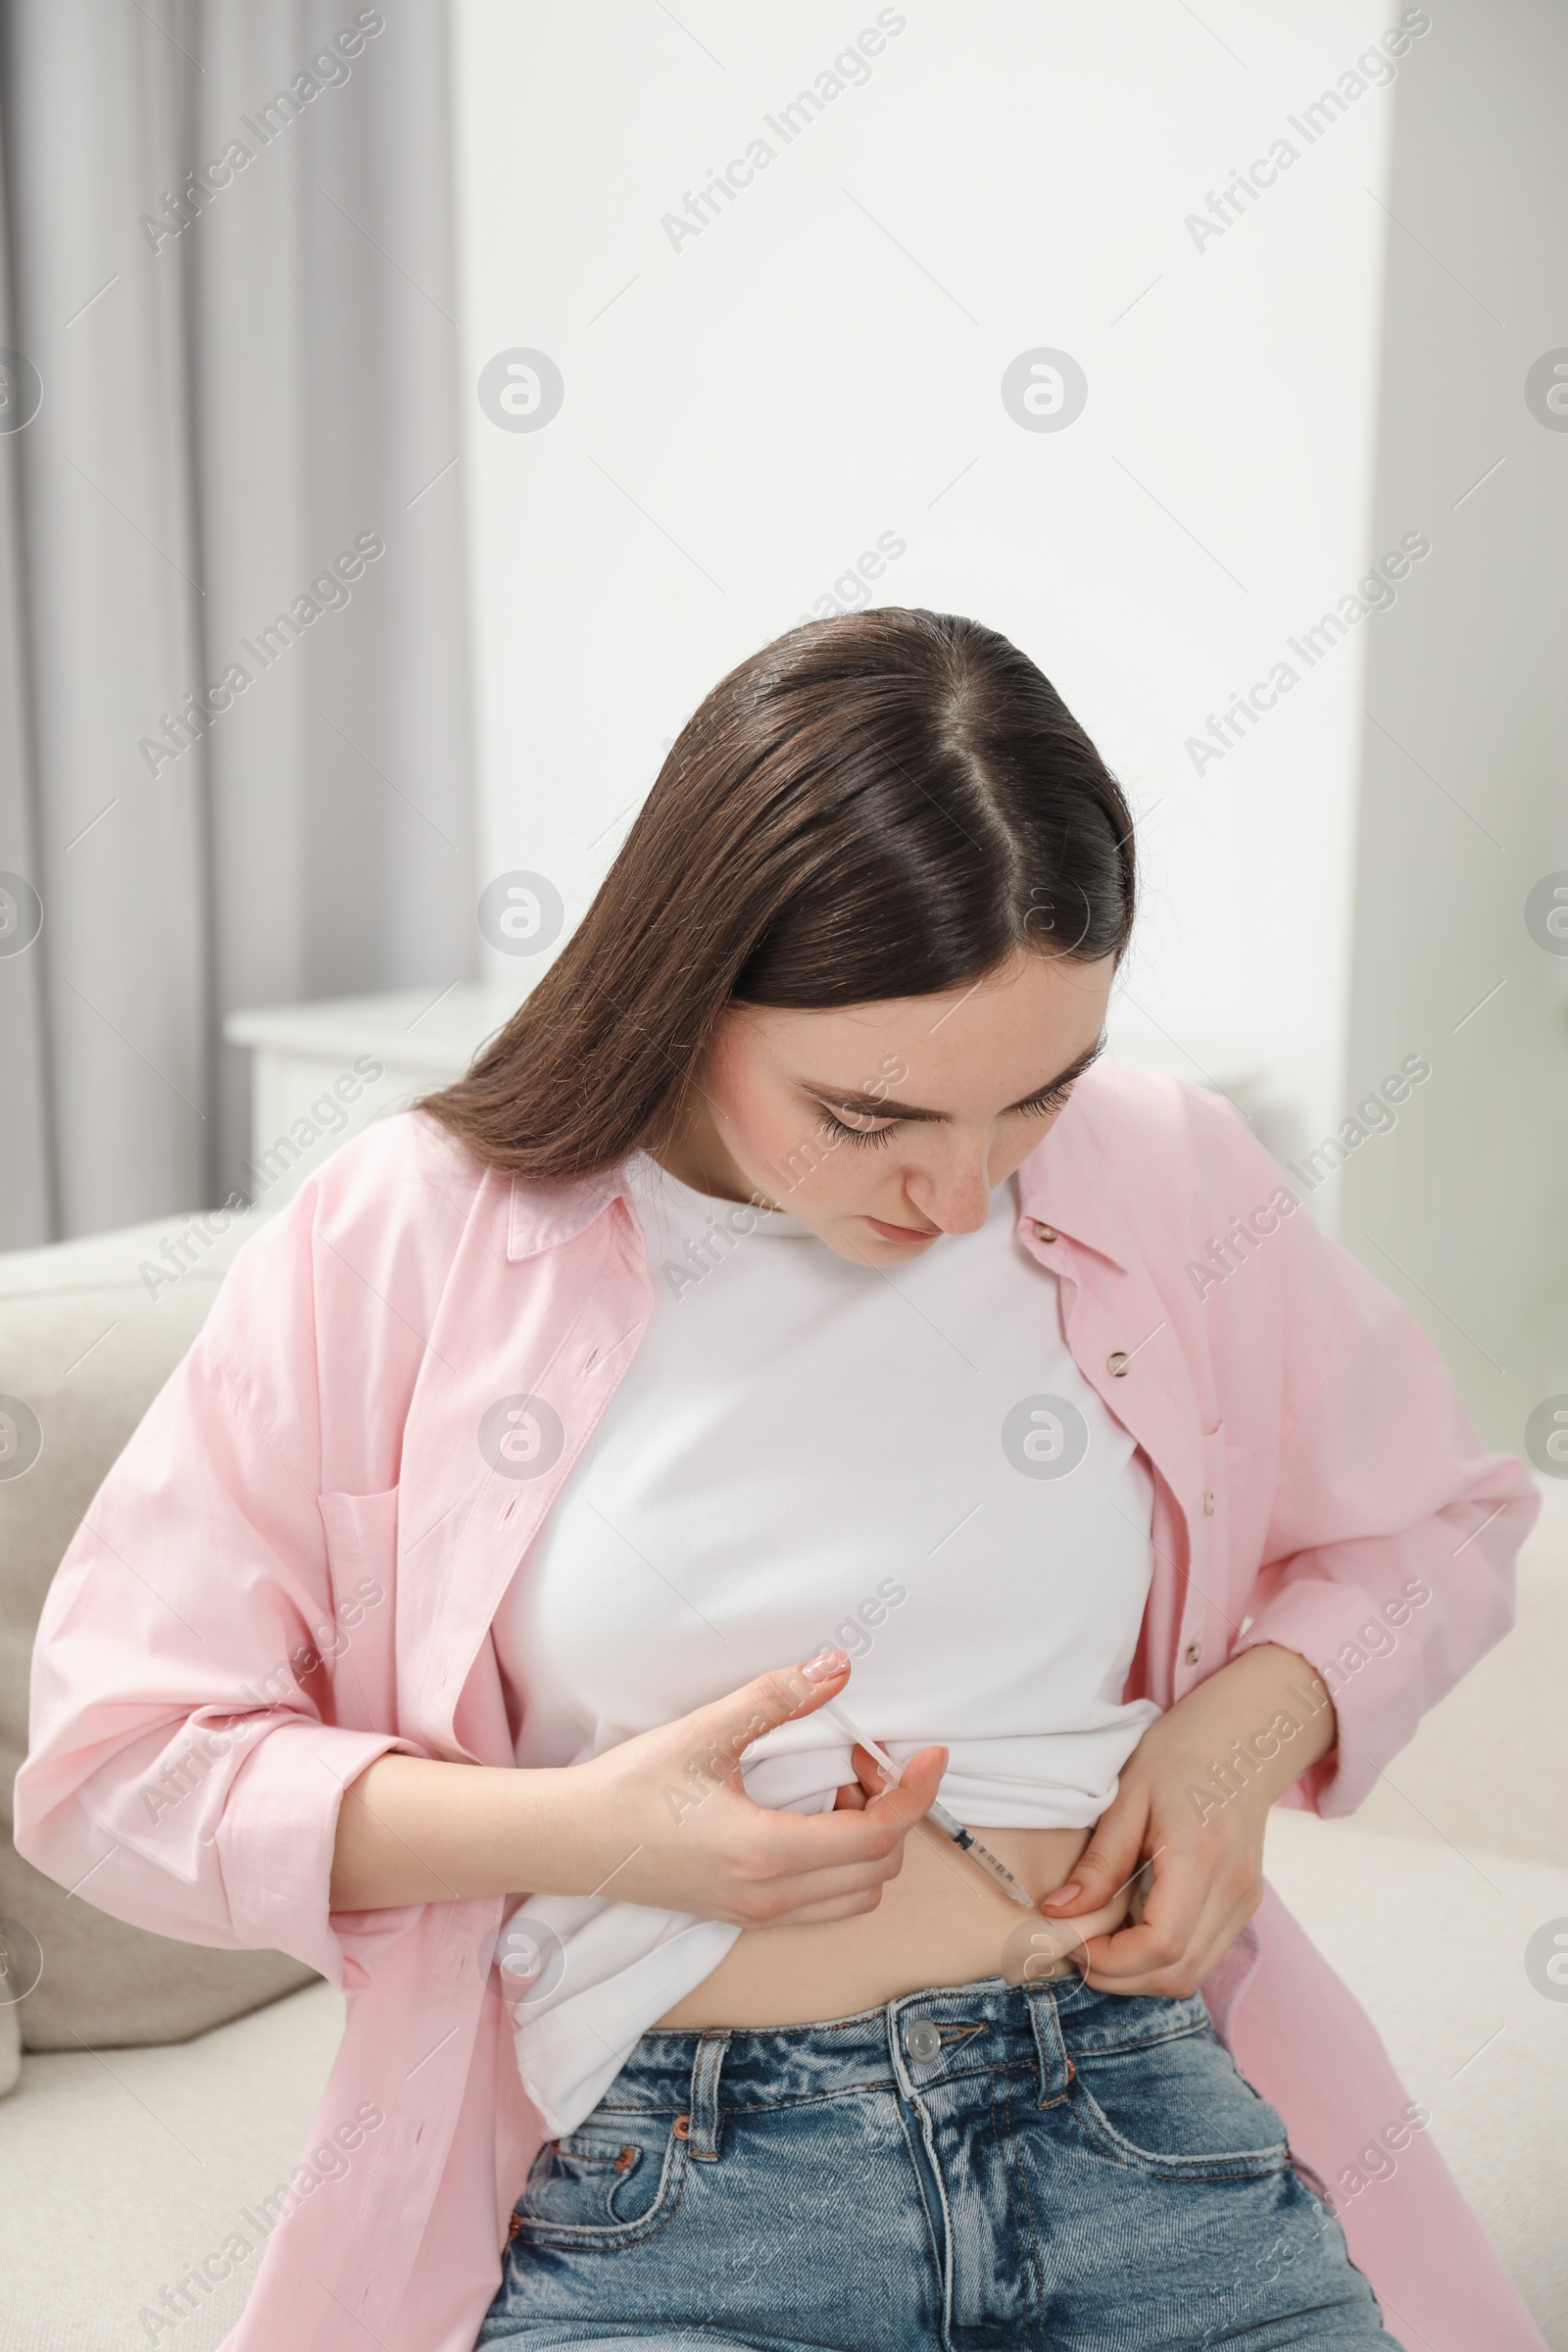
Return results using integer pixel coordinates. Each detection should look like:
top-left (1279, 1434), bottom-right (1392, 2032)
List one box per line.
top-left (488, 1152), bottom-right (1158, 2134)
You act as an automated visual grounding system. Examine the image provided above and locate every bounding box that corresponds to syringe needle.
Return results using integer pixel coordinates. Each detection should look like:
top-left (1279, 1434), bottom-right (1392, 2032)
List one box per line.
top-left (821, 1701), bottom-right (1038, 1910)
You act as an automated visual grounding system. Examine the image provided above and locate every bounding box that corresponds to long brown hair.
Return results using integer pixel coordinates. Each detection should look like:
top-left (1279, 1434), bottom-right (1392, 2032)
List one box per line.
top-left (421, 608), bottom-right (1136, 1181)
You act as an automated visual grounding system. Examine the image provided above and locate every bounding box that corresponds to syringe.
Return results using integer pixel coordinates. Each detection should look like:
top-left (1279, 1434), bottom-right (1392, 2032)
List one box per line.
top-left (820, 1700), bottom-right (1039, 1911)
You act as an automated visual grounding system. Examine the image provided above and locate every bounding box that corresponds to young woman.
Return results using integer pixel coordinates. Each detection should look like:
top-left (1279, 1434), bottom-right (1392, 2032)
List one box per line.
top-left (17, 610), bottom-right (1544, 2352)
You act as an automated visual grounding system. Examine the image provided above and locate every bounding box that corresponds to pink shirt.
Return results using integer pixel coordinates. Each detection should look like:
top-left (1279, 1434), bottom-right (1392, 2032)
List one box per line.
top-left (14, 1071), bottom-right (1547, 2352)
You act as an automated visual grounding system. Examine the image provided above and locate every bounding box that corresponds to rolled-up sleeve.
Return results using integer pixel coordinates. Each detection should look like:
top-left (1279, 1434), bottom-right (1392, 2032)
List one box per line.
top-left (13, 1194), bottom-right (426, 1987)
top-left (1234, 1202), bottom-right (1540, 1818)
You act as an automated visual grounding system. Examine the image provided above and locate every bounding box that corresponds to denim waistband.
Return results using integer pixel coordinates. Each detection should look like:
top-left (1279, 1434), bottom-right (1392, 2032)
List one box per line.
top-left (588, 1972), bottom-right (1213, 2161)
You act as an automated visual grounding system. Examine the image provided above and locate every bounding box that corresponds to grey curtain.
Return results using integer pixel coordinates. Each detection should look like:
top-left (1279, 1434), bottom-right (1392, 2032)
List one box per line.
top-left (0, 0), bottom-right (476, 1246)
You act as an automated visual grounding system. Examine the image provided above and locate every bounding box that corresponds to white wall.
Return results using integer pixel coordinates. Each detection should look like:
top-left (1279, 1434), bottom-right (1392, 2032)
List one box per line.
top-left (453, 0), bottom-right (1411, 1188)
top-left (1341, 0), bottom-right (1568, 1450)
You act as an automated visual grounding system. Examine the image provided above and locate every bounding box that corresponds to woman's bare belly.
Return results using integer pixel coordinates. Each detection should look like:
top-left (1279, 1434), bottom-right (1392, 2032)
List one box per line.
top-left (652, 1821), bottom-right (1095, 2029)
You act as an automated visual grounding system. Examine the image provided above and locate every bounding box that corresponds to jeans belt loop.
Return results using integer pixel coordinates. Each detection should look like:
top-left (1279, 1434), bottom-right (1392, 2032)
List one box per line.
top-left (1023, 1980), bottom-right (1076, 2107)
top-left (685, 2028), bottom-right (730, 2161)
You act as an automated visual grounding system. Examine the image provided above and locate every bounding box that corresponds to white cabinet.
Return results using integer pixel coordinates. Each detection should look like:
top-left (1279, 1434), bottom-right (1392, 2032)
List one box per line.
top-left (223, 983), bottom-right (530, 1209)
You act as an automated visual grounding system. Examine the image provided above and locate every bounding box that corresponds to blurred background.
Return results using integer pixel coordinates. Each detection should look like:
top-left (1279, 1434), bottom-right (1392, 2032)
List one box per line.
top-left (1, 9), bottom-right (1567, 2346)
top-left (1, 0), bottom-right (1565, 1452)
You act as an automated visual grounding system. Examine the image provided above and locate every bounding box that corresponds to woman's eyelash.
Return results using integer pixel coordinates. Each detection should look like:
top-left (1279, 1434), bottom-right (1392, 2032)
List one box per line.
top-left (816, 1108), bottom-right (895, 1149)
top-left (814, 1083), bottom-right (1074, 1148)
top-left (1017, 1084), bottom-right (1074, 1118)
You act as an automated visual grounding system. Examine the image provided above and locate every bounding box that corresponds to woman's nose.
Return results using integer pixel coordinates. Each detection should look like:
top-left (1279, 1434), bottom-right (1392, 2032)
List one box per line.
top-left (908, 1153), bottom-right (993, 1234)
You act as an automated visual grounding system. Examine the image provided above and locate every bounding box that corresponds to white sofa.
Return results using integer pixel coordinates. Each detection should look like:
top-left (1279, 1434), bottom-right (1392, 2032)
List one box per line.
top-left (1, 1216), bottom-right (1564, 2350)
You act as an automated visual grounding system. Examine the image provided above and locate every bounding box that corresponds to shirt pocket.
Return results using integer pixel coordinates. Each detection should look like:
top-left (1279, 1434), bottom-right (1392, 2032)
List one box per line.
top-left (317, 1488), bottom-right (400, 1729)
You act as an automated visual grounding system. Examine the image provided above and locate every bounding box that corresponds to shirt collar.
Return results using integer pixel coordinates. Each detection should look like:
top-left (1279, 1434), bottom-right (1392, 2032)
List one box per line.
top-left (506, 1163), bottom-right (626, 1258)
top-left (1011, 1064), bottom-right (1135, 1273)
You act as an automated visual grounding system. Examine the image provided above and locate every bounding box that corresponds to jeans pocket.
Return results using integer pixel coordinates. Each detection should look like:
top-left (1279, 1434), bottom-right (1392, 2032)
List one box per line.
top-left (511, 2120), bottom-right (688, 2248)
top-left (1067, 2007), bottom-right (1291, 2181)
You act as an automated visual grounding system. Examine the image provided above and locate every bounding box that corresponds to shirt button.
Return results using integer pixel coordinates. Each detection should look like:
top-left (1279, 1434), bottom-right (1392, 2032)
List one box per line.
top-left (1202, 1490), bottom-right (1215, 1516)
top-left (1033, 1222), bottom-right (1057, 1242)
top-left (1106, 1351), bottom-right (1130, 1377)
top-left (906, 2019), bottom-right (942, 2063)
top-left (1184, 1641), bottom-right (1201, 1666)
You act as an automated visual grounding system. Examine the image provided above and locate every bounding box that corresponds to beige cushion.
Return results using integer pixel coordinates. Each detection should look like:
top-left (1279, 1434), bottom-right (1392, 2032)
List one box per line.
top-left (0, 1976), bottom-right (347, 2351)
top-left (0, 1214), bottom-right (318, 2062)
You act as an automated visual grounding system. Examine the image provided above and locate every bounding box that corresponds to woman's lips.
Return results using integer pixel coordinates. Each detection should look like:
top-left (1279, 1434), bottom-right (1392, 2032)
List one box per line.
top-left (864, 1213), bottom-right (942, 1243)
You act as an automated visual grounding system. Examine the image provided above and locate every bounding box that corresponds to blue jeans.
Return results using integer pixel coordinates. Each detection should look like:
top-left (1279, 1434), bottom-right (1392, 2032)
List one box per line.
top-left (478, 1972), bottom-right (1402, 2351)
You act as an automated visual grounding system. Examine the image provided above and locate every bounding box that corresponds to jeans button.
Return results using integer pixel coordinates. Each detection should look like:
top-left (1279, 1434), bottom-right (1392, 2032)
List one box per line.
top-left (906, 2019), bottom-right (942, 2063)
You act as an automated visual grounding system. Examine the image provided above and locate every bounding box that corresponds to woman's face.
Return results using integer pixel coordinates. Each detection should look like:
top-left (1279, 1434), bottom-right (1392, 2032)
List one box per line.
top-left (660, 948), bottom-right (1117, 1263)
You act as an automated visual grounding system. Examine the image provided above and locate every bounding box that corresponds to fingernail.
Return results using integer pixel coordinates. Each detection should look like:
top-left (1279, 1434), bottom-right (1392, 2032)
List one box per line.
top-left (1042, 1882), bottom-right (1081, 1909)
top-left (802, 1648), bottom-right (849, 1684)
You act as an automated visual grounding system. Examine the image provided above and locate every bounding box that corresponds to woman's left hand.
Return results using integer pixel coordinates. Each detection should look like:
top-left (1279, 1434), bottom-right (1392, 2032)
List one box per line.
top-left (1039, 1642), bottom-right (1338, 1997)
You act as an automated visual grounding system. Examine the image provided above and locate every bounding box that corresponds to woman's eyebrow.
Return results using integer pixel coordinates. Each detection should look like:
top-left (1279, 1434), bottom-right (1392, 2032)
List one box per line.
top-left (802, 1037), bottom-right (1105, 1122)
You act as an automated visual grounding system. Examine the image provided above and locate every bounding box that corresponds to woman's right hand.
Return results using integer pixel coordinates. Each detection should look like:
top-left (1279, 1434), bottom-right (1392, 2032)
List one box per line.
top-left (328, 1649), bottom-right (944, 1918)
top-left (550, 1650), bottom-right (948, 1928)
